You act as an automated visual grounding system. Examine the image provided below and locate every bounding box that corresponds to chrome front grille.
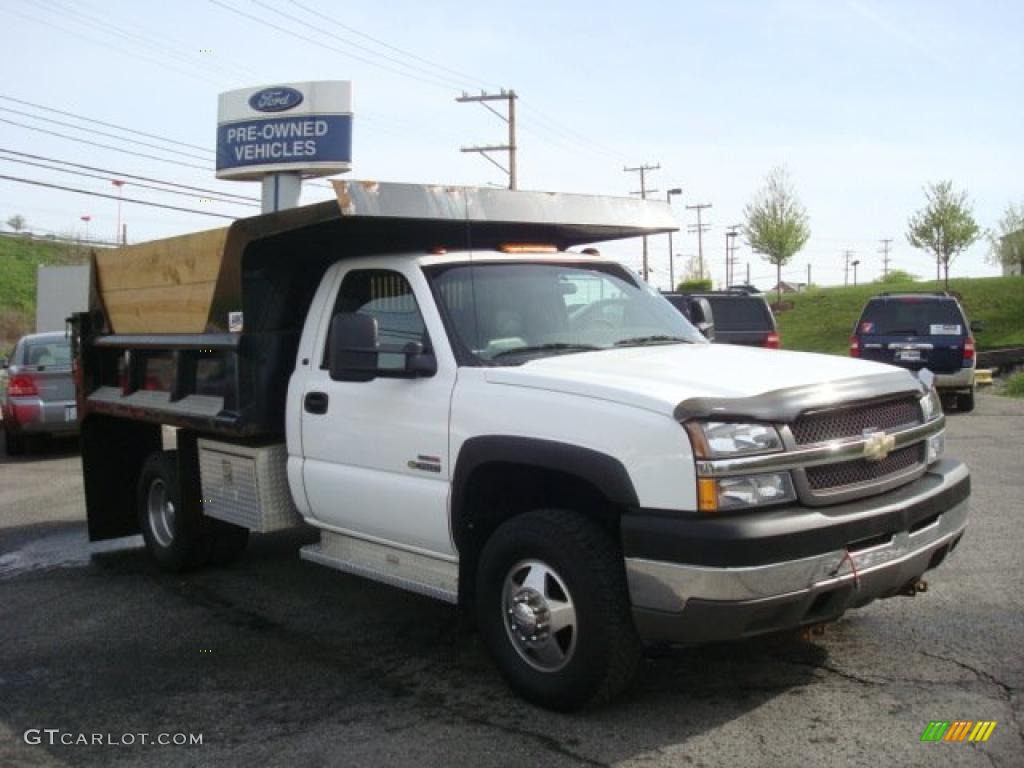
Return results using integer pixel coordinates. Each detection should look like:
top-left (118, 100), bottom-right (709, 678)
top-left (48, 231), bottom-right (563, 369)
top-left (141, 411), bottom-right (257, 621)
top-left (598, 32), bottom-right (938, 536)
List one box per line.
top-left (791, 397), bottom-right (923, 446)
top-left (805, 443), bottom-right (925, 492)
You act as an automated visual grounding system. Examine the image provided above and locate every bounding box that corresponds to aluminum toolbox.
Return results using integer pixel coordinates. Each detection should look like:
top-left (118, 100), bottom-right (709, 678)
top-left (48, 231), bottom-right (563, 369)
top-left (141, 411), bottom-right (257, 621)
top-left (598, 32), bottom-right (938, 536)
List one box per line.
top-left (197, 439), bottom-right (301, 532)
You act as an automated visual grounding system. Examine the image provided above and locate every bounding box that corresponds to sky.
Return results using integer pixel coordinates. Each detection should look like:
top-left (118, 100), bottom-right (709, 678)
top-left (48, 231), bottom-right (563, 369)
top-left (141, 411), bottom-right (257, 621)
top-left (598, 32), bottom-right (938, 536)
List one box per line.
top-left (1, 0), bottom-right (1021, 291)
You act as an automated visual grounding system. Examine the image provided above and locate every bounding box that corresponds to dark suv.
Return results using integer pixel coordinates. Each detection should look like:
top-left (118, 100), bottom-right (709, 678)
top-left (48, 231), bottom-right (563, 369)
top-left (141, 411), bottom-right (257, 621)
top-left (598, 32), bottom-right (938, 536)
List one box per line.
top-left (850, 292), bottom-right (980, 411)
top-left (661, 293), bottom-right (715, 340)
top-left (688, 290), bottom-right (779, 348)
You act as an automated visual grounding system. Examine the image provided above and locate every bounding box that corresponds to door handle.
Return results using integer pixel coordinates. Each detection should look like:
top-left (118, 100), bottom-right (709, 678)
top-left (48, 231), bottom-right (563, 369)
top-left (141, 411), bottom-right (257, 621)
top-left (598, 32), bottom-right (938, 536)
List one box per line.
top-left (304, 391), bottom-right (329, 415)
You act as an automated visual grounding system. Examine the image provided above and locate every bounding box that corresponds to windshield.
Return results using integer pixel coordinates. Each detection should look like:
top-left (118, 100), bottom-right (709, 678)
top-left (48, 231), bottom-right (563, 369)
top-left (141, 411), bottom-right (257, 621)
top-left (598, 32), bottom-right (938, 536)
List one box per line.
top-left (426, 261), bottom-right (705, 364)
top-left (858, 299), bottom-right (966, 336)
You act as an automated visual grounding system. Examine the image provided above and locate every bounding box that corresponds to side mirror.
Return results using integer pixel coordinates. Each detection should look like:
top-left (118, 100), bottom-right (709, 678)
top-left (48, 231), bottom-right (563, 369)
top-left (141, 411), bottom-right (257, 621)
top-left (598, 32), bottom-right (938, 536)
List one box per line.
top-left (329, 313), bottom-right (379, 382)
top-left (328, 313), bottom-right (437, 382)
top-left (0, 357), bottom-right (7, 370)
top-left (690, 298), bottom-right (716, 342)
top-left (970, 320), bottom-right (983, 333)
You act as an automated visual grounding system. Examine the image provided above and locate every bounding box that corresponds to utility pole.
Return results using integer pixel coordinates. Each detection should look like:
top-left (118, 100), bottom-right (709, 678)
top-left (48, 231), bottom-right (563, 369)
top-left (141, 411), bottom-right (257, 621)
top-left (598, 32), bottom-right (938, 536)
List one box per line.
top-left (457, 90), bottom-right (518, 189)
top-left (852, 259), bottom-right (861, 286)
top-left (879, 238), bottom-right (893, 278)
top-left (665, 187), bottom-right (682, 290)
top-left (624, 163), bottom-right (660, 281)
top-left (843, 250), bottom-right (856, 286)
top-left (686, 203), bottom-right (712, 282)
top-left (807, 263), bottom-right (812, 287)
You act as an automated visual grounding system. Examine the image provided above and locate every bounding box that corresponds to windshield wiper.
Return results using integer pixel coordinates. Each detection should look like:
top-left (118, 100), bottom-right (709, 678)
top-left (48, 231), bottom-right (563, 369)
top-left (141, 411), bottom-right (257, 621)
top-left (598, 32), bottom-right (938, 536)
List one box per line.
top-left (883, 328), bottom-right (920, 335)
top-left (614, 335), bottom-right (690, 347)
top-left (489, 343), bottom-right (601, 361)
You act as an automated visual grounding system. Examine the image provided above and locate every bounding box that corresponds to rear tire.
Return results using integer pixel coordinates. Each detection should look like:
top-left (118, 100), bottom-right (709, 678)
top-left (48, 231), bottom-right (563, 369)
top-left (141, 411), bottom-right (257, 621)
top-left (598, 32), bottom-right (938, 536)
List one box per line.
top-left (137, 451), bottom-right (211, 572)
top-left (956, 388), bottom-right (975, 413)
top-left (4, 428), bottom-right (25, 456)
top-left (476, 509), bottom-right (641, 711)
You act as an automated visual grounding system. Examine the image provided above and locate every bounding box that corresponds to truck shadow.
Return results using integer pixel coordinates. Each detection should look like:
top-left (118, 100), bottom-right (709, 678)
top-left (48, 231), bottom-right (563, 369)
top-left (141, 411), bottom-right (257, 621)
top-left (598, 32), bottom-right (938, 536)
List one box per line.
top-left (3, 522), bottom-right (825, 765)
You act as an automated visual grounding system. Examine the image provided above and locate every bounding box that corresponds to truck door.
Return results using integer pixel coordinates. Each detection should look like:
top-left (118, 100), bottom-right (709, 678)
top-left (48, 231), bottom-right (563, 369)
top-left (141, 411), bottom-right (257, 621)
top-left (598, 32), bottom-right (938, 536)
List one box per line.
top-left (298, 264), bottom-right (456, 557)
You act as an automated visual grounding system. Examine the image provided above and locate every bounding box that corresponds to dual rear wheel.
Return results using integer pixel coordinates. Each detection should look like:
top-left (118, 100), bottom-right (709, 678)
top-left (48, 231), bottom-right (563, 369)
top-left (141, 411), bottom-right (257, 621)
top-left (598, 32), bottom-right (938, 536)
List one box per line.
top-left (137, 451), bottom-right (248, 572)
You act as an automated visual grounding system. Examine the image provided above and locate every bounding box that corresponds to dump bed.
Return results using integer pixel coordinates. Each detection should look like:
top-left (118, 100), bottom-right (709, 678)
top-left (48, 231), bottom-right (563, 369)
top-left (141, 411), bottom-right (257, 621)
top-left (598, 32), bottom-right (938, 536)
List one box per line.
top-left (74, 180), bottom-right (677, 436)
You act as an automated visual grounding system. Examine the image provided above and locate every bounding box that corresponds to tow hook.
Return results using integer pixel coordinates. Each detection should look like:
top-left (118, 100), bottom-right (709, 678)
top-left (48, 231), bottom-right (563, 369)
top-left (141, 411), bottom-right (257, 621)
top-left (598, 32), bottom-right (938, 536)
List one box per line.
top-left (799, 624), bottom-right (827, 641)
top-left (901, 579), bottom-right (929, 597)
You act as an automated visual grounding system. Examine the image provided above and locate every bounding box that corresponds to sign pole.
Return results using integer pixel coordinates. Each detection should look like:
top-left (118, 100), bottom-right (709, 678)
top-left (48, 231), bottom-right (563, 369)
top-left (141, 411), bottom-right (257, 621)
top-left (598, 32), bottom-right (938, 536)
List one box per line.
top-left (261, 172), bottom-right (302, 213)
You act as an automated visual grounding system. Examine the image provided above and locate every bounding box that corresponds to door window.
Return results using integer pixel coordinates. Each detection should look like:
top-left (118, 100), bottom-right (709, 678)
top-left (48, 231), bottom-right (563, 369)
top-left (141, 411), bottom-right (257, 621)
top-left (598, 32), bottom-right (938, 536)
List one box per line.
top-left (322, 269), bottom-right (429, 369)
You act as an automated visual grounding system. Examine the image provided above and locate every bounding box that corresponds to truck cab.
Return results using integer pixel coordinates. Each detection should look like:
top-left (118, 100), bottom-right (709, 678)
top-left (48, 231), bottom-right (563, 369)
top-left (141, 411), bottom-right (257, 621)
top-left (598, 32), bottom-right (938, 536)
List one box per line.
top-left (73, 181), bottom-right (970, 711)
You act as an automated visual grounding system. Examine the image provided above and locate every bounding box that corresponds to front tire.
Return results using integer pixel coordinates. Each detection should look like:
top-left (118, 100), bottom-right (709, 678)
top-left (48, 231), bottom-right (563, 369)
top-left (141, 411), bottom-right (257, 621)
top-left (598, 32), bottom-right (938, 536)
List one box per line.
top-left (476, 509), bottom-right (640, 711)
top-left (137, 451), bottom-right (211, 572)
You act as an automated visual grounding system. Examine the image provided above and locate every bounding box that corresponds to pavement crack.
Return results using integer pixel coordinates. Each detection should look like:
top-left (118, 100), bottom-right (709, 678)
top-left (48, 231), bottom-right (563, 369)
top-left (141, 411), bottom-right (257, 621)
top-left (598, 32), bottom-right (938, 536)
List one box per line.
top-left (449, 710), bottom-right (609, 767)
top-left (917, 650), bottom-right (1023, 747)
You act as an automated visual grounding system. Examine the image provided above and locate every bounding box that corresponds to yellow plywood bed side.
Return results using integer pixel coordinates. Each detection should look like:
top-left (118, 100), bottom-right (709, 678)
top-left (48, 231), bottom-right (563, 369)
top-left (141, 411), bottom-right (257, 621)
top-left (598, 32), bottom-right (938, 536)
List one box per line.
top-left (93, 228), bottom-right (231, 333)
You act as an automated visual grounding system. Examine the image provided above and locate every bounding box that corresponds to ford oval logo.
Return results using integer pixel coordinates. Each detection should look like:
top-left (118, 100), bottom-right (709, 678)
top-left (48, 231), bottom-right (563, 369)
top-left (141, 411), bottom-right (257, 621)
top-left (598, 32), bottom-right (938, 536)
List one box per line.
top-left (248, 87), bottom-right (304, 113)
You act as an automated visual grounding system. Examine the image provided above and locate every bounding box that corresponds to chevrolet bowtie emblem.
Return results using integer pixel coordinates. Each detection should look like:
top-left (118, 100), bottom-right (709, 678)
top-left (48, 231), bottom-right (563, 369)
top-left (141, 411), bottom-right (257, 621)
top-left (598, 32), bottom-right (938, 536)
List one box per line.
top-left (862, 430), bottom-right (896, 462)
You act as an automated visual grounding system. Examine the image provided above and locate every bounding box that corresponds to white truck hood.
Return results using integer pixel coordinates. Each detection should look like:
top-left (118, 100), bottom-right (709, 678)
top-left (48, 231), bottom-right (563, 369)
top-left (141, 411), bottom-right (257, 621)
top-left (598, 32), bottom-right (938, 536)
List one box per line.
top-left (484, 343), bottom-right (914, 418)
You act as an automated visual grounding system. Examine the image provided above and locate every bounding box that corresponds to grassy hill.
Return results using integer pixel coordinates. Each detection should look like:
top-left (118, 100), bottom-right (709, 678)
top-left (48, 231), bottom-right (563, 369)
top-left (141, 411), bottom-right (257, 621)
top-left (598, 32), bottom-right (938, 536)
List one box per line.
top-left (0, 234), bottom-right (87, 353)
top-left (776, 276), bottom-right (1024, 356)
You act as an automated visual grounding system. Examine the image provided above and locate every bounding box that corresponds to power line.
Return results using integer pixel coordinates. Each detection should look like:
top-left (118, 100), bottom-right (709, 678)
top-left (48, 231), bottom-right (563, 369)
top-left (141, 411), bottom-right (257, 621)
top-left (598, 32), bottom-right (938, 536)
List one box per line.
top-left (0, 117), bottom-right (212, 171)
top-left (0, 154), bottom-right (259, 208)
top-left (0, 148), bottom-right (258, 201)
top-left (0, 95), bottom-right (213, 154)
top-left (39, 0), bottom-right (260, 83)
top-left (0, 174), bottom-right (239, 219)
top-left (0, 105), bottom-right (212, 162)
top-left (252, 0), bottom-right (467, 90)
top-left (287, 0), bottom-right (491, 90)
top-left (10, 7), bottom-right (227, 88)
top-left (207, 0), bottom-right (457, 91)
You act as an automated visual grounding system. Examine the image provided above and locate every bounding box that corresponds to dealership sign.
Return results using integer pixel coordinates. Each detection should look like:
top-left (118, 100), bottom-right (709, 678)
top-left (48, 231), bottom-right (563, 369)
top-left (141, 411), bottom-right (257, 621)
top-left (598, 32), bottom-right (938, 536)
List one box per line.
top-left (216, 81), bottom-right (352, 180)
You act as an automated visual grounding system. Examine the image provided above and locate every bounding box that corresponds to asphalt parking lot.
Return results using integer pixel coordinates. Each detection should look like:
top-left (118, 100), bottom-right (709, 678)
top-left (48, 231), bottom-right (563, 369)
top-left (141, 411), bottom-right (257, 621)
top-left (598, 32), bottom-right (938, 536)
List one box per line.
top-left (1, 393), bottom-right (1022, 768)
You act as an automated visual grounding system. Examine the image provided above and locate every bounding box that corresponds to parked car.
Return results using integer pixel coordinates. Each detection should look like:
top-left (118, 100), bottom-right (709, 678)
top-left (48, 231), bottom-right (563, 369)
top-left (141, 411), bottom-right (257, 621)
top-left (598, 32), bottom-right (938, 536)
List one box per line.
top-left (850, 292), bottom-right (980, 412)
top-left (661, 292), bottom-right (715, 340)
top-left (688, 289), bottom-right (779, 348)
top-left (1, 331), bottom-right (79, 454)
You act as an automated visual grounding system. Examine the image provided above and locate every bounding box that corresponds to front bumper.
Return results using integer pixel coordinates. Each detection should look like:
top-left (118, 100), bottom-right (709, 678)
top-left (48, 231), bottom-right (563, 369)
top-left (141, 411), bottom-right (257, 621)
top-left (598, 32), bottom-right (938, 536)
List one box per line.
top-left (624, 459), bottom-right (969, 643)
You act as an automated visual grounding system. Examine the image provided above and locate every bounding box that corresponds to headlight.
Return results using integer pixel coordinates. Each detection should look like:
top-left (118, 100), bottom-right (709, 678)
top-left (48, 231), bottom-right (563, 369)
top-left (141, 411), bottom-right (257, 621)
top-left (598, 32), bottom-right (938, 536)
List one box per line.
top-left (687, 421), bottom-right (784, 458)
top-left (919, 388), bottom-right (942, 422)
top-left (697, 472), bottom-right (797, 512)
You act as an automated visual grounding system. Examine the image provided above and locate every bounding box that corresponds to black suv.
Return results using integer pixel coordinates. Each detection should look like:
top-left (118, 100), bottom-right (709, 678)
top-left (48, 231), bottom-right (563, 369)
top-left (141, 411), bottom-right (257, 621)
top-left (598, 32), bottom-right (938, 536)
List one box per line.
top-left (661, 293), bottom-right (715, 340)
top-left (850, 292), bottom-right (980, 411)
top-left (687, 289), bottom-right (779, 348)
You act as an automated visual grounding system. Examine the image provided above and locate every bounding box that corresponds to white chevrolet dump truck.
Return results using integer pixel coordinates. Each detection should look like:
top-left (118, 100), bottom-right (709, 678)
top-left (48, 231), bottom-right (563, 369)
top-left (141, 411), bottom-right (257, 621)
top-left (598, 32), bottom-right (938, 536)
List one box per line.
top-left (73, 181), bottom-right (969, 710)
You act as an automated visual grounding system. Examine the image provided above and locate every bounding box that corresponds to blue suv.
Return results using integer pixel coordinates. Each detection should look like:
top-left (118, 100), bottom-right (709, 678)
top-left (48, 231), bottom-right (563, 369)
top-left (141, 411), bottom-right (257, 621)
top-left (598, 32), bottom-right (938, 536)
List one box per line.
top-left (850, 292), bottom-right (981, 412)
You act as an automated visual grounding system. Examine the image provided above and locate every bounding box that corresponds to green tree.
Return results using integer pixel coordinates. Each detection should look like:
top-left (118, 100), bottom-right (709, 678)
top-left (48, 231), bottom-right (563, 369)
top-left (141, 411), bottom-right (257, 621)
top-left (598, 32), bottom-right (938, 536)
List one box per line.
top-left (876, 268), bottom-right (918, 284)
top-left (743, 168), bottom-right (810, 306)
top-left (6, 214), bottom-right (26, 233)
top-left (987, 202), bottom-right (1024, 276)
top-left (906, 181), bottom-right (980, 290)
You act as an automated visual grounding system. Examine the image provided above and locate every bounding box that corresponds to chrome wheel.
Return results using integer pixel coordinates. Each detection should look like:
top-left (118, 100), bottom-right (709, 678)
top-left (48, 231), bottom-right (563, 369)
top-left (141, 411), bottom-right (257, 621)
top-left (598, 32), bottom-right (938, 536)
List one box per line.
top-left (502, 559), bottom-right (578, 673)
top-left (146, 478), bottom-right (176, 549)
